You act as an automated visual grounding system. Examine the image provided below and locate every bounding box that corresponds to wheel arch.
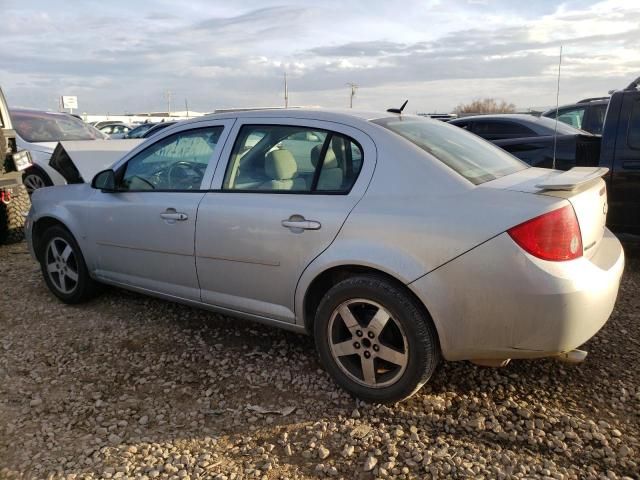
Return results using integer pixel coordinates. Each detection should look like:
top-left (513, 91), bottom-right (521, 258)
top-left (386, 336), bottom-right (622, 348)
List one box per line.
top-left (23, 164), bottom-right (54, 186)
top-left (32, 216), bottom-right (75, 262)
top-left (300, 264), bottom-right (442, 350)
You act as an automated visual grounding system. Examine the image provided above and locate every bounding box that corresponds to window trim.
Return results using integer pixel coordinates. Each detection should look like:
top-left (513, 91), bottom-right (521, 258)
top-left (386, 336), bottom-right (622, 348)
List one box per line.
top-left (221, 123), bottom-right (364, 195)
top-left (115, 126), bottom-right (225, 193)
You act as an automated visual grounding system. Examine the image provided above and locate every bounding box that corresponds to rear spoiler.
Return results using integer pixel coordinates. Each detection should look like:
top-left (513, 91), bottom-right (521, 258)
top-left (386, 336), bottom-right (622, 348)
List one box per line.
top-left (536, 167), bottom-right (609, 192)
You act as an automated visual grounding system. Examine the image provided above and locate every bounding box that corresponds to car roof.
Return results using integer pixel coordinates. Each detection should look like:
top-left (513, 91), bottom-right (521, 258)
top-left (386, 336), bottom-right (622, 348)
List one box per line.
top-left (183, 108), bottom-right (400, 129)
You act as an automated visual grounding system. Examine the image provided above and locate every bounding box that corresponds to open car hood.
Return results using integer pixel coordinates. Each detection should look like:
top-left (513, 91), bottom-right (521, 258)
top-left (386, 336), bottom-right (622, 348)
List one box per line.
top-left (49, 139), bottom-right (142, 184)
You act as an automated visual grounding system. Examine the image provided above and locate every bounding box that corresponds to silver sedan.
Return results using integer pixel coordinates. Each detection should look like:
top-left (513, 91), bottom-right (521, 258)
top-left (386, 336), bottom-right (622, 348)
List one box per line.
top-left (25, 109), bottom-right (624, 403)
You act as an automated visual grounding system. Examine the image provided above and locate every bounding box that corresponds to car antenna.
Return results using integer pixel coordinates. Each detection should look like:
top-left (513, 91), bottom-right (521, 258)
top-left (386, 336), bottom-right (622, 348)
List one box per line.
top-left (552, 45), bottom-right (563, 170)
top-left (387, 100), bottom-right (408, 114)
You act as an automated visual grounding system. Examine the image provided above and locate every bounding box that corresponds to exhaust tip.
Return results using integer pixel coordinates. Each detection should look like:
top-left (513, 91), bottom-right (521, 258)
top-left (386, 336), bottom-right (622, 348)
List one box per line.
top-left (556, 349), bottom-right (588, 364)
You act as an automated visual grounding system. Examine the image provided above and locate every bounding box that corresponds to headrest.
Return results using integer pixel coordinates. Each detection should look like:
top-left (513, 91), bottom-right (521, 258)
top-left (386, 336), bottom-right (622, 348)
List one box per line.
top-left (310, 144), bottom-right (338, 168)
top-left (265, 149), bottom-right (297, 180)
top-left (331, 136), bottom-right (347, 161)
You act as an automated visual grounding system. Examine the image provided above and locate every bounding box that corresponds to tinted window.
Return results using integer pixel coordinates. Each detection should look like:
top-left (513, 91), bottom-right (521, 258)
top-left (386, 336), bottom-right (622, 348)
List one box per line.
top-left (120, 127), bottom-right (223, 191)
top-left (12, 110), bottom-right (106, 142)
top-left (474, 121), bottom-right (536, 137)
top-left (628, 100), bottom-right (640, 149)
top-left (589, 104), bottom-right (607, 135)
top-left (223, 125), bottom-right (363, 193)
top-left (373, 116), bottom-right (527, 185)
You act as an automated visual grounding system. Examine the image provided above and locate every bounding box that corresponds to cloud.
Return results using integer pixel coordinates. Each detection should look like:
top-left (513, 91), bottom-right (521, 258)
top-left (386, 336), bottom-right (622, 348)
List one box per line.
top-left (0, 0), bottom-right (638, 113)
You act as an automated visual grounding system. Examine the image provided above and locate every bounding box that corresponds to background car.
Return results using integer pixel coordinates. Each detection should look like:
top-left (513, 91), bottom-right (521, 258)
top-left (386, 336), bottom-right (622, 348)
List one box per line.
top-left (542, 97), bottom-right (609, 135)
top-left (26, 109), bottom-right (623, 403)
top-left (140, 121), bottom-right (177, 138)
top-left (11, 109), bottom-right (107, 192)
top-left (123, 122), bottom-right (157, 139)
top-left (449, 114), bottom-right (601, 170)
top-left (98, 123), bottom-right (132, 138)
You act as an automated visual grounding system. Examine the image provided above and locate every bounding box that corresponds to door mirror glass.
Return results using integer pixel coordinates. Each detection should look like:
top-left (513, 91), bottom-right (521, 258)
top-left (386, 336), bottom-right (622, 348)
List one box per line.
top-left (92, 169), bottom-right (116, 191)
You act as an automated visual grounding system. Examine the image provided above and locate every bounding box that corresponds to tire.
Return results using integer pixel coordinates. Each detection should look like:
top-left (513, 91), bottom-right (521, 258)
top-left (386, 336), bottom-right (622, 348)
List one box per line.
top-left (23, 168), bottom-right (52, 194)
top-left (314, 275), bottom-right (440, 404)
top-left (0, 185), bottom-right (31, 244)
top-left (38, 225), bottom-right (100, 303)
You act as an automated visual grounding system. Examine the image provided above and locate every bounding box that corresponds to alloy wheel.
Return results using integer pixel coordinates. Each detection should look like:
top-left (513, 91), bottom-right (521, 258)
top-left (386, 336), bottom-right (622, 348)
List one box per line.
top-left (24, 173), bottom-right (47, 193)
top-left (328, 299), bottom-right (408, 388)
top-left (45, 237), bottom-right (79, 294)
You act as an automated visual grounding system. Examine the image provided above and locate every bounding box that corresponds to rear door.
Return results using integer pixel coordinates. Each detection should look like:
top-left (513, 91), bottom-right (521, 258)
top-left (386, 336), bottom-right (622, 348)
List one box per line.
top-left (195, 118), bottom-right (376, 322)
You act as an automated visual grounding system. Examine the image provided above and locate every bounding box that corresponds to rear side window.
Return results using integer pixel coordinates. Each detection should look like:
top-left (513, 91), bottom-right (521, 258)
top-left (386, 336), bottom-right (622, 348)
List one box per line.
top-left (473, 121), bottom-right (536, 138)
top-left (223, 125), bottom-right (363, 193)
top-left (373, 116), bottom-right (527, 185)
top-left (627, 100), bottom-right (640, 149)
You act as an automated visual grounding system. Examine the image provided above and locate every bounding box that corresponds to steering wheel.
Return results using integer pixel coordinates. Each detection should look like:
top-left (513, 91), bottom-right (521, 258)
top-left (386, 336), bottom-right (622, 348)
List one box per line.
top-left (167, 161), bottom-right (200, 189)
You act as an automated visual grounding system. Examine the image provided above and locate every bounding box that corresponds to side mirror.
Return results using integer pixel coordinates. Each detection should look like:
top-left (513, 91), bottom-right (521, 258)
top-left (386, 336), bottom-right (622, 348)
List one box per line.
top-left (91, 169), bottom-right (116, 191)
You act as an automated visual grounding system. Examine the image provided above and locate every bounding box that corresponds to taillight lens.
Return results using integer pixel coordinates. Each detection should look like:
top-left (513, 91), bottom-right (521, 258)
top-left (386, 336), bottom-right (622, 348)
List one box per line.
top-left (507, 205), bottom-right (582, 261)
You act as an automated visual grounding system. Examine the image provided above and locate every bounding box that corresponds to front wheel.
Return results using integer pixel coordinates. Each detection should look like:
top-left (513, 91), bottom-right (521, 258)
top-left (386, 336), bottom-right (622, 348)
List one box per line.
top-left (39, 225), bottom-right (100, 303)
top-left (23, 168), bottom-right (52, 194)
top-left (314, 275), bottom-right (440, 403)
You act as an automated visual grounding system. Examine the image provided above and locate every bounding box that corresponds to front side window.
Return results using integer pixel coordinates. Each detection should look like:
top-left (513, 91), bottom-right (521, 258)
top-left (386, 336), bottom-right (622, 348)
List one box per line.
top-left (223, 125), bottom-right (363, 193)
top-left (119, 127), bottom-right (223, 191)
top-left (373, 116), bottom-right (527, 185)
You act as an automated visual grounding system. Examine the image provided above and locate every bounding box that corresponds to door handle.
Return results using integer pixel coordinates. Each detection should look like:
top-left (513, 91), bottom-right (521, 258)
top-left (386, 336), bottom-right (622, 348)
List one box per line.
top-left (282, 216), bottom-right (321, 231)
top-left (160, 209), bottom-right (188, 221)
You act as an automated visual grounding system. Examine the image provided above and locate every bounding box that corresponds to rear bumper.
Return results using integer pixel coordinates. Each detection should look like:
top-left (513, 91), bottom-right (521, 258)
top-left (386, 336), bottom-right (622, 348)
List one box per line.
top-left (410, 229), bottom-right (624, 361)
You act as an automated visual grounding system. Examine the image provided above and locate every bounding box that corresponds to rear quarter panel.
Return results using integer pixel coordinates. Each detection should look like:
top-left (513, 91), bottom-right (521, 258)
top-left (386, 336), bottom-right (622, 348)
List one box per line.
top-left (295, 130), bottom-right (564, 324)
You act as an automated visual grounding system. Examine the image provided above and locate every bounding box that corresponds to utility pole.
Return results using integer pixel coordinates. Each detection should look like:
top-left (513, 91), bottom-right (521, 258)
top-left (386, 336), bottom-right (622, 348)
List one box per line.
top-left (347, 82), bottom-right (359, 108)
top-left (185, 98), bottom-right (189, 118)
top-left (284, 72), bottom-right (289, 108)
top-left (164, 90), bottom-right (173, 115)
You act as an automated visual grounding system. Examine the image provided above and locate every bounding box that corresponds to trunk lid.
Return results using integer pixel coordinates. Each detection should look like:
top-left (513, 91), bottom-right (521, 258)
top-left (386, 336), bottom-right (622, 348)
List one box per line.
top-left (483, 167), bottom-right (609, 259)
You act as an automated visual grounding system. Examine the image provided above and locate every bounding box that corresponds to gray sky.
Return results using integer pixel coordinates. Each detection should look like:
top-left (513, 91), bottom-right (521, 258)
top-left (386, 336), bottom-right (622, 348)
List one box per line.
top-left (2, 0), bottom-right (639, 114)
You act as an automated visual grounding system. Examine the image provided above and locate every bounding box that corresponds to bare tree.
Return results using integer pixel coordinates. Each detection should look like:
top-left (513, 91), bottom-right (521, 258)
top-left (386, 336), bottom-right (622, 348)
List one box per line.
top-left (453, 98), bottom-right (516, 115)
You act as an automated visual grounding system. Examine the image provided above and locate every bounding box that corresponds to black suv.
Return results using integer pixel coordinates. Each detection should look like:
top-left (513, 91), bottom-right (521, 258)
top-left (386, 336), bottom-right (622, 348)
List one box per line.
top-left (541, 97), bottom-right (609, 135)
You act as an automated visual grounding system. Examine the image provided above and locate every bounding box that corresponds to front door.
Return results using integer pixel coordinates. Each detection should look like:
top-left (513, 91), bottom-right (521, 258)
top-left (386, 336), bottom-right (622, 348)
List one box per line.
top-left (89, 122), bottom-right (232, 299)
top-left (195, 119), bottom-right (376, 322)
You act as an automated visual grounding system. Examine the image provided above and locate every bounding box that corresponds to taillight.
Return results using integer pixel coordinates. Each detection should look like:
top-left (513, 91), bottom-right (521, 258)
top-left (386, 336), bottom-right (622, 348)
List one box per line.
top-left (507, 205), bottom-right (582, 261)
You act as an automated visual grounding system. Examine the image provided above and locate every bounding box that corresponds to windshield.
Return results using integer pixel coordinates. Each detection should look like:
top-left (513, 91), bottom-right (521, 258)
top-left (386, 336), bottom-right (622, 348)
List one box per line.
top-left (11, 110), bottom-right (107, 143)
top-left (373, 116), bottom-right (528, 185)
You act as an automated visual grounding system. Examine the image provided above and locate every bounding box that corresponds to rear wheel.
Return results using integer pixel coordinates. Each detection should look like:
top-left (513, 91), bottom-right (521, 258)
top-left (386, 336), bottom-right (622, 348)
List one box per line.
top-left (39, 225), bottom-right (100, 303)
top-left (314, 275), bottom-right (440, 403)
top-left (0, 185), bottom-right (30, 244)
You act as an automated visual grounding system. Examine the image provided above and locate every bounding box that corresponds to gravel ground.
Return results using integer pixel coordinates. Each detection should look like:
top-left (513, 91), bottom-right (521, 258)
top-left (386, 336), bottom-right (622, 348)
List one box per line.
top-left (0, 240), bottom-right (638, 480)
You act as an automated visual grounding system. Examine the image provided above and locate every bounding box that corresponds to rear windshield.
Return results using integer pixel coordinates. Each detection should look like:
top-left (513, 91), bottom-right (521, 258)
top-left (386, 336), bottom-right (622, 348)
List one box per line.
top-left (11, 110), bottom-right (106, 143)
top-left (373, 116), bottom-right (528, 185)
